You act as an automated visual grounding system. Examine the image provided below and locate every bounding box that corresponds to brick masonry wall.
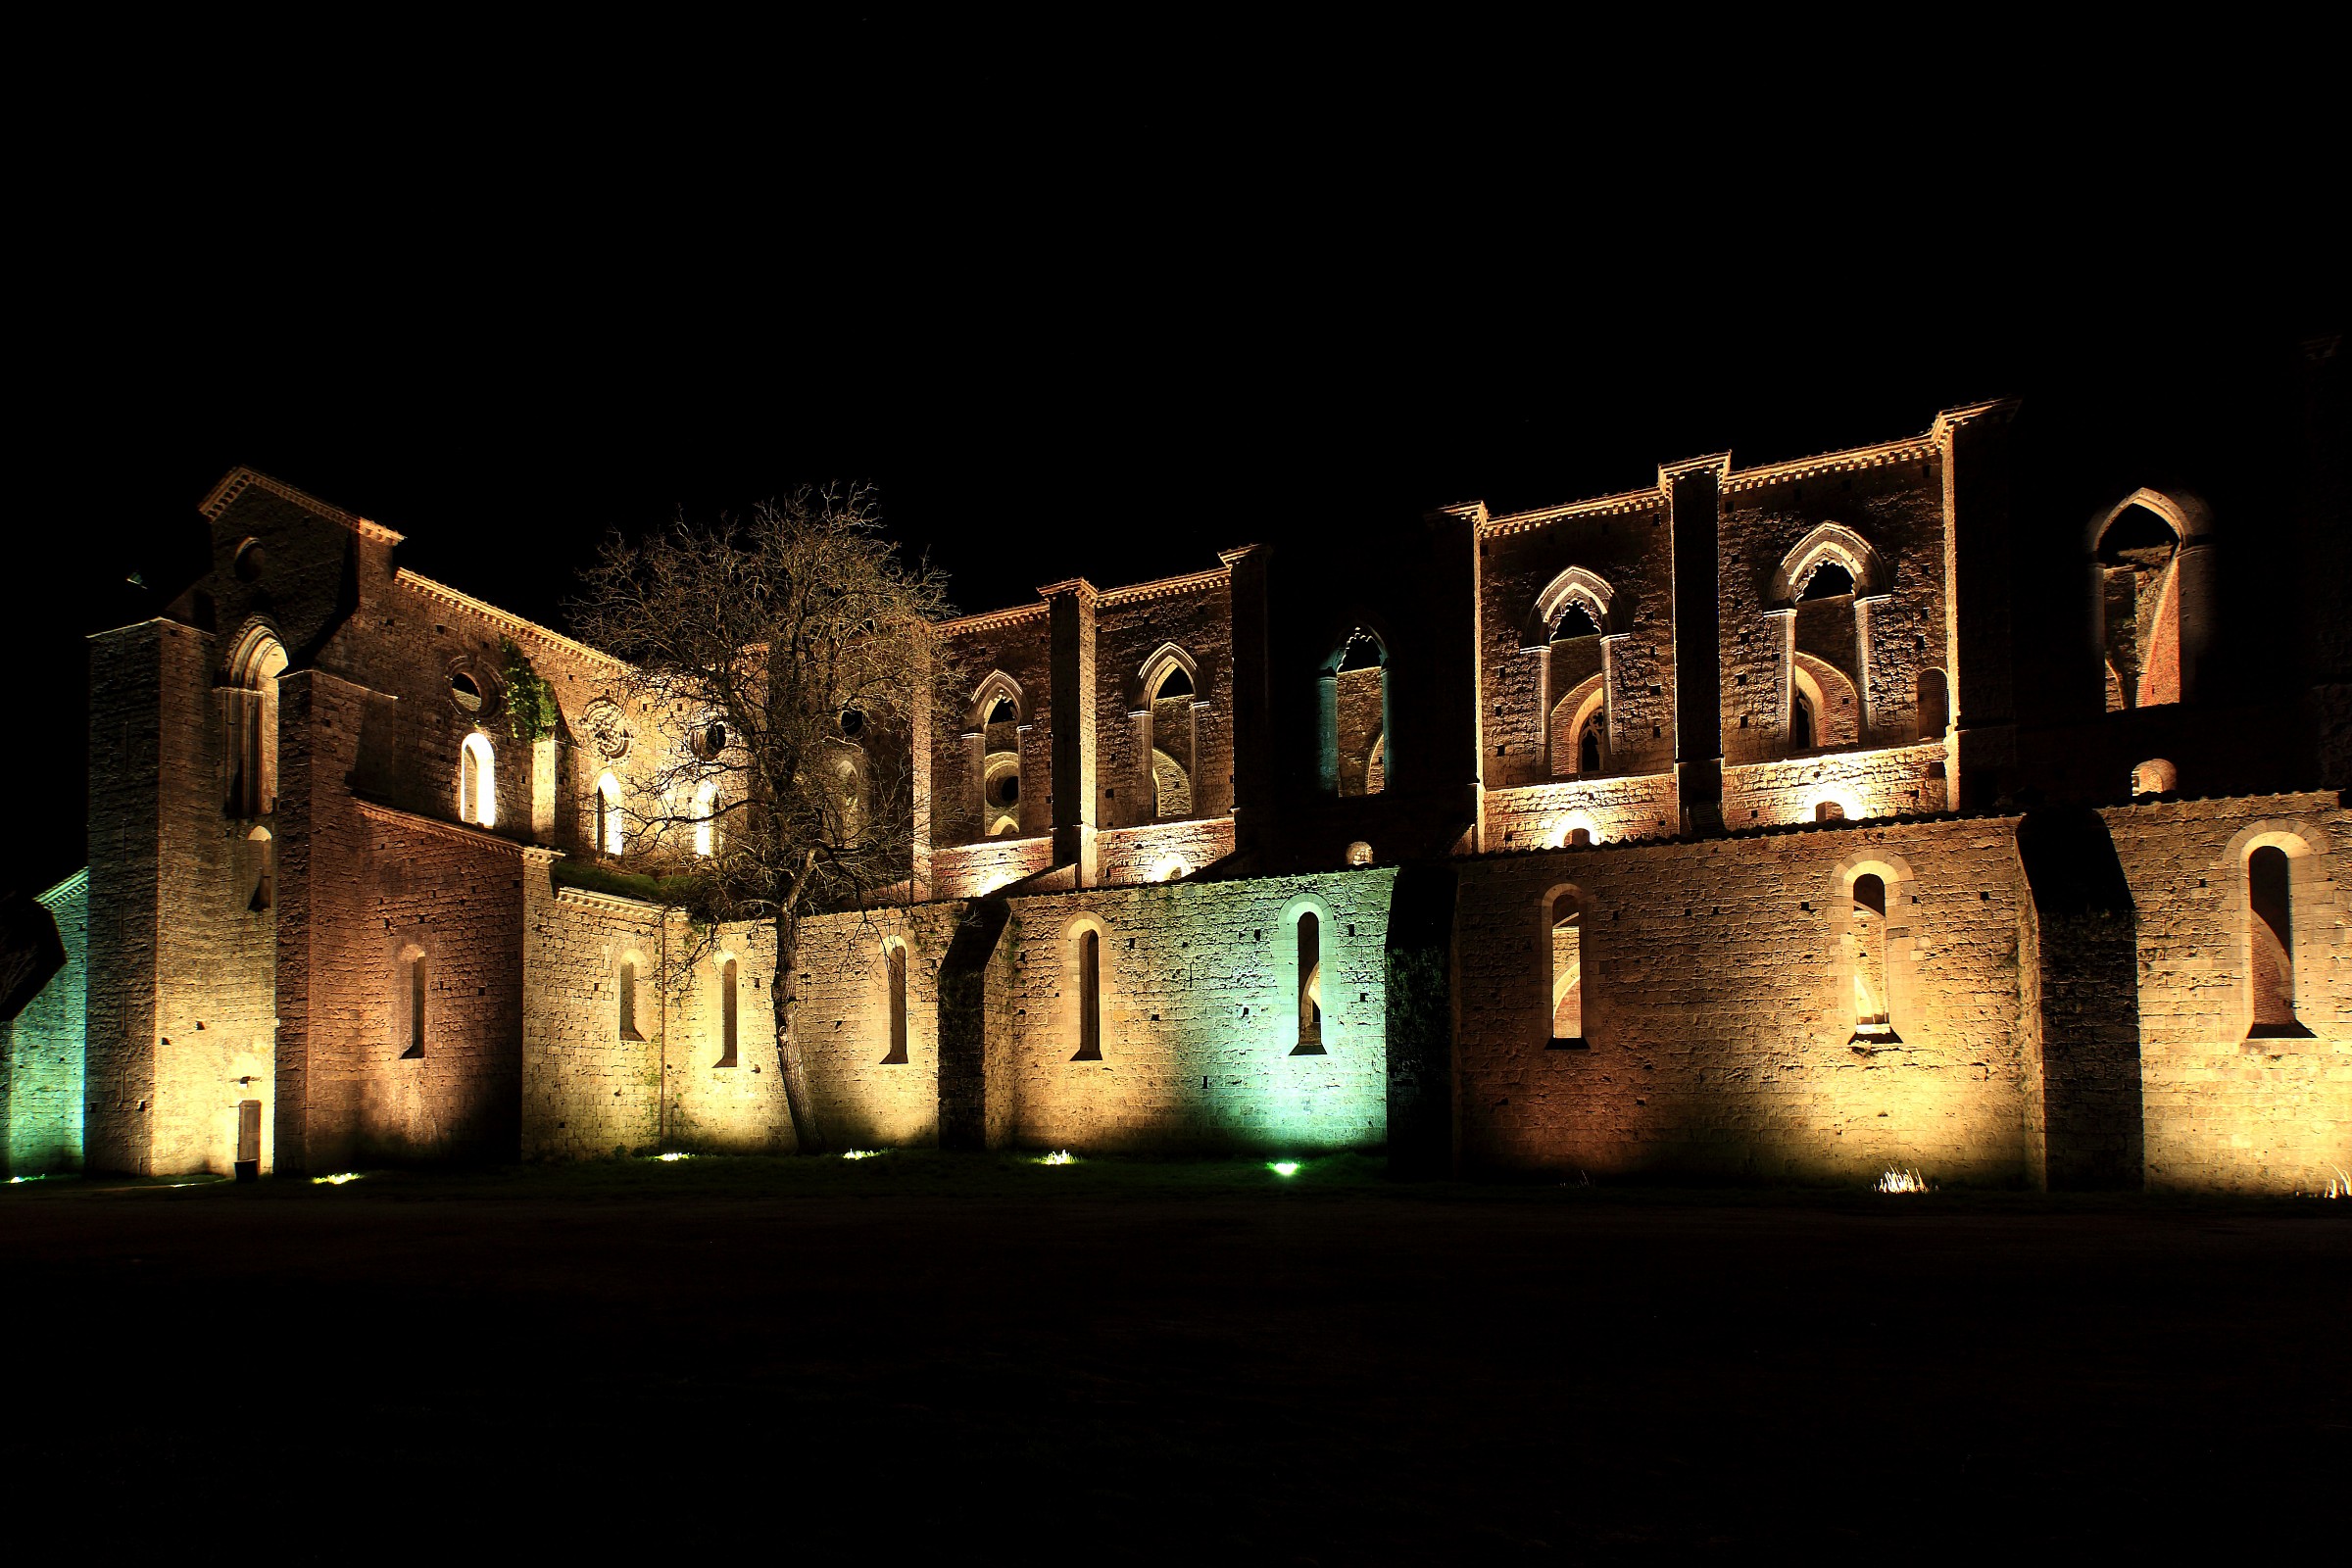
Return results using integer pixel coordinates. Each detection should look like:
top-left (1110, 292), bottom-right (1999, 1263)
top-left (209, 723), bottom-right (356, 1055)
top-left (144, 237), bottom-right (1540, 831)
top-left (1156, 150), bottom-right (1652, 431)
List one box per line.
top-left (1483, 775), bottom-right (1681, 850)
top-left (3, 874), bottom-right (87, 1173)
top-left (1454, 817), bottom-right (2037, 1185)
top-left (2105, 793), bottom-right (2351, 1193)
top-left (1096, 818), bottom-right (1237, 886)
top-left (932, 835), bottom-right (1056, 901)
top-left (1721, 741), bottom-right (1951, 829)
top-left (985, 868), bottom-right (1396, 1152)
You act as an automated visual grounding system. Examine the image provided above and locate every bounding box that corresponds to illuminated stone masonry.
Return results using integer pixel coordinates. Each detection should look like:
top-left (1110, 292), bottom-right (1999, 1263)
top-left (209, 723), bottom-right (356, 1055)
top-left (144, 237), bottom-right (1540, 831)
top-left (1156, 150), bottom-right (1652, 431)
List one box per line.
top-left (10, 360), bottom-right (2349, 1192)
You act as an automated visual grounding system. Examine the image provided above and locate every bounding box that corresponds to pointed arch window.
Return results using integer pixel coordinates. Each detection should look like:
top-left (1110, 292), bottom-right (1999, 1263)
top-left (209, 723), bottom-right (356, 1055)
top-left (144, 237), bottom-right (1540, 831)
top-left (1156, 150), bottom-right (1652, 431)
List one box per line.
top-left (1320, 629), bottom-right (1390, 798)
top-left (969, 673), bottom-right (1028, 841)
top-left (226, 628), bottom-right (288, 817)
top-left (460, 733), bottom-right (497, 827)
top-left (1150, 662), bottom-right (1196, 820)
top-left (2095, 500), bottom-right (2185, 710)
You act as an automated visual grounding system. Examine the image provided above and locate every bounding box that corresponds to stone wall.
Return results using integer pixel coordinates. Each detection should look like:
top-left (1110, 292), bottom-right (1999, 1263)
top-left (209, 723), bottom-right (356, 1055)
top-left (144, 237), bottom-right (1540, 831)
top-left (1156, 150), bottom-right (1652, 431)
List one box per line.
top-left (347, 803), bottom-right (526, 1162)
top-left (84, 619), bottom-right (281, 1176)
top-left (1453, 816), bottom-right (2037, 1185)
top-left (2107, 794), bottom-right (2351, 1193)
top-left (790, 902), bottom-right (966, 1149)
top-left (981, 868), bottom-right (1396, 1152)
top-left (3, 873), bottom-right (86, 1174)
top-left (521, 862), bottom-right (805, 1159)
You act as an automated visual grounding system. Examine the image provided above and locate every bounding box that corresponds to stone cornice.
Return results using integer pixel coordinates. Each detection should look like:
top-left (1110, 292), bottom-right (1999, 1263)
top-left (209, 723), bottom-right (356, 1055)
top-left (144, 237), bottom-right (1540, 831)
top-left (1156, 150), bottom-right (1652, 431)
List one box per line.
top-left (353, 798), bottom-right (535, 856)
top-left (554, 883), bottom-right (668, 914)
top-left (934, 603), bottom-right (1051, 637)
top-left (940, 560), bottom-right (1233, 633)
top-left (1480, 487), bottom-right (1666, 540)
top-left (1722, 434), bottom-right (1939, 494)
top-left (1098, 564), bottom-right (1230, 608)
top-left (36, 868), bottom-right (88, 908)
top-left (1659, 452), bottom-right (1735, 485)
top-left (394, 569), bottom-right (624, 670)
top-left (198, 466), bottom-right (407, 545)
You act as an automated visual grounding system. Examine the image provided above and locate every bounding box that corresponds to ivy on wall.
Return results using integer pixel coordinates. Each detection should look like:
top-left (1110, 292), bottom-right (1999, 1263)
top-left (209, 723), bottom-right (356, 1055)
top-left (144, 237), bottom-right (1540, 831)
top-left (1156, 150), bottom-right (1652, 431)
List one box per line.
top-left (502, 638), bottom-right (561, 745)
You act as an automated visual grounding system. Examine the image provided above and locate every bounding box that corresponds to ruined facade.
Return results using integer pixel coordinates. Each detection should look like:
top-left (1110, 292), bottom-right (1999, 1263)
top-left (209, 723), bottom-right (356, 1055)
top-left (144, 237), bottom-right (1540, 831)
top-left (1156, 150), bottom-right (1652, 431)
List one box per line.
top-left (8, 346), bottom-right (2347, 1192)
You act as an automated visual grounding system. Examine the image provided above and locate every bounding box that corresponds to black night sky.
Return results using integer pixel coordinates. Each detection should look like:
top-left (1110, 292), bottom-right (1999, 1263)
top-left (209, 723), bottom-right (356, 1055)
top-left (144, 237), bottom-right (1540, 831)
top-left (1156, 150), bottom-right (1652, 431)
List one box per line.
top-left (9, 41), bottom-right (2339, 898)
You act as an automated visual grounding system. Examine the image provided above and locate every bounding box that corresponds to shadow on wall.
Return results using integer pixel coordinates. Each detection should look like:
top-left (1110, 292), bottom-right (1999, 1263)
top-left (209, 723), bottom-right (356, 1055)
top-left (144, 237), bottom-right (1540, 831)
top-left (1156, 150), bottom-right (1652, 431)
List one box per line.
top-left (2017, 808), bottom-right (2143, 1190)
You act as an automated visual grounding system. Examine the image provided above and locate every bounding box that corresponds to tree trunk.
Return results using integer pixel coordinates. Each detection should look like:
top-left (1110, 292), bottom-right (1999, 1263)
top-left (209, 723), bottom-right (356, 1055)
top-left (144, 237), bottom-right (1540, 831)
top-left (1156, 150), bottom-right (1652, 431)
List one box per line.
top-left (772, 911), bottom-right (825, 1153)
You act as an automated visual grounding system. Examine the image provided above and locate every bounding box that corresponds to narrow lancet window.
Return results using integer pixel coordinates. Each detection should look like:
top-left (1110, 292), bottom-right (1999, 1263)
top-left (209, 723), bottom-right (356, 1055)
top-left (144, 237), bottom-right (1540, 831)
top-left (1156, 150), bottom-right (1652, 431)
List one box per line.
top-left (1295, 911), bottom-right (1325, 1054)
top-left (884, 946), bottom-right (908, 1064)
top-left (597, 771), bottom-right (623, 856)
top-left (2248, 846), bottom-right (2300, 1036)
top-left (1850, 874), bottom-right (1893, 1036)
top-left (694, 780), bottom-right (718, 858)
top-left (1073, 928), bottom-right (1102, 1061)
top-left (248, 827), bottom-right (273, 912)
top-left (717, 957), bottom-right (739, 1067)
top-left (1549, 894), bottom-right (1584, 1047)
top-left (619, 960), bottom-right (642, 1041)
top-left (461, 733), bottom-right (497, 827)
top-left (404, 954), bottom-right (426, 1059)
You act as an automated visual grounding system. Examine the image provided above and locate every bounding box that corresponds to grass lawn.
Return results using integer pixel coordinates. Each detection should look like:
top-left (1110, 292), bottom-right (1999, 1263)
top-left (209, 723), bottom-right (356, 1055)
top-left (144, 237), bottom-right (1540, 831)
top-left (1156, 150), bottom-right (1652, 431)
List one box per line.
top-left (5, 1154), bottom-right (2345, 1558)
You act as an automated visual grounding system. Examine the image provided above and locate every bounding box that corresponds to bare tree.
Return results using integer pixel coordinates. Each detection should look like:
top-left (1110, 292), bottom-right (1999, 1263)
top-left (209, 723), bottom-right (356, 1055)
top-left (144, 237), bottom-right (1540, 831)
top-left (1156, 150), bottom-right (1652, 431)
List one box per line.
top-left (572, 487), bottom-right (956, 1152)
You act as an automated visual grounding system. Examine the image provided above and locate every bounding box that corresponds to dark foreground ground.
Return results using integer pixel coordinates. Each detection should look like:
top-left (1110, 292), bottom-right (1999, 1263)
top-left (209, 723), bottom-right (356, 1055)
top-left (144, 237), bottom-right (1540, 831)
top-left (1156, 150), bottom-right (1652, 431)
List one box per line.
top-left (5, 1154), bottom-right (2346, 1560)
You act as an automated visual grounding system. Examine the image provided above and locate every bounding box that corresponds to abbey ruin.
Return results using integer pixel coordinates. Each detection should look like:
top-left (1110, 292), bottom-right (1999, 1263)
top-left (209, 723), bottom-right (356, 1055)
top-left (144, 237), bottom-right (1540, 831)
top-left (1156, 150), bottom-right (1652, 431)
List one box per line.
top-left (5, 358), bottom-right (2346, 1192)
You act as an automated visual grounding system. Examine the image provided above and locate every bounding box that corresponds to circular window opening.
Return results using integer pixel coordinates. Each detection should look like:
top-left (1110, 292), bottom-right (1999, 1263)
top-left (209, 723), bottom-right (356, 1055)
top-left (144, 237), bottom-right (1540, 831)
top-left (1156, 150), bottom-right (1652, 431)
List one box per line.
top-left (993, 773), bottom-right (1020, 807)
top-left (839, 707), bottom-right (866, 739)
top-left (451, 671), bottom-right (484, 712)
top-left (582, 698), bottom-right (628, 760)
top-left (1346, 841), bottom-right (1373, 866)
top-left (233, 539), bottom-right (267, 582)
